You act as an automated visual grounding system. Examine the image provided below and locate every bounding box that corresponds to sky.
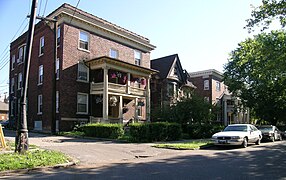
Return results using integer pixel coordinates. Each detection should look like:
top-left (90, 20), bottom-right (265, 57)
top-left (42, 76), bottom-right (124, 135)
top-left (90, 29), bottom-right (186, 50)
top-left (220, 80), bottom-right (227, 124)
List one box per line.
top-left (0, 0), bottom-right (267, 98)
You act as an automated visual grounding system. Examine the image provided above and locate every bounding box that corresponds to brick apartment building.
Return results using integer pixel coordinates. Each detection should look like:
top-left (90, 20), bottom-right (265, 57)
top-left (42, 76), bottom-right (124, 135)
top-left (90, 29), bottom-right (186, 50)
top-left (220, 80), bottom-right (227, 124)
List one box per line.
top-left (189, 69), bottom-right (249, 125)
top-left (9, 3), bottom-right (156, 132)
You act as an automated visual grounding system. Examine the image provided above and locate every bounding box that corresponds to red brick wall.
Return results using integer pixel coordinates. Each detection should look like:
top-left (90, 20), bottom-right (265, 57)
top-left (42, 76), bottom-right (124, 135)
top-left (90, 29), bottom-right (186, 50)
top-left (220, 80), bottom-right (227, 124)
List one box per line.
top-left (10, 21), bottom-right (152, 131)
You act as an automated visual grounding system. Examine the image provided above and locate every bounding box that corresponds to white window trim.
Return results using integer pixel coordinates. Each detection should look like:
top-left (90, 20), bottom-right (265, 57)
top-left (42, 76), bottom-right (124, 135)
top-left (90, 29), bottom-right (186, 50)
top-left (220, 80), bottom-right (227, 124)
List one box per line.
top-left (57, 27), bottom-right (60, 47)
top-left (11, 54), bottom-right (15, 70)
top-left (39, 36), bottom-right (44, 56)
top-left (18, 73), bottom-right (22, 90)
top-left (17, 44), bottom-right (26, 64)
top-left (38, 94), bottom-right (43, 115)
top-left (216, 81), bottom-right (221, 91)
top-left (78, 31), bottom-right (90, 52)
top-left (11, 77), bottom-right (14, 93)
top-left (56, 58), bottom-right (60, 80)
top-left (56, 91), bottom-right (59, 113)
top-left (204, 79), bottom-right (209, 90)
top-left (134, 50), bottom-right (141, 66)
top-left (38, 65), bottom-right (43, 85)
top-left (77, 62), bottom-right (89, 82)
top-left (110, 48), bottom-right (118, 59)
top-left (77, 92), bottom-right (88, 114)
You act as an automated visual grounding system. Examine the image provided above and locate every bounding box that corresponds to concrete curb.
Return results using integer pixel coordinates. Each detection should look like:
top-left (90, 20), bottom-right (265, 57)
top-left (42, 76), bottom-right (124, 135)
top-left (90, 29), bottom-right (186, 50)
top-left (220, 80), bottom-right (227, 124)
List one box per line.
top-left (0, 160), bottom-right (78, 176)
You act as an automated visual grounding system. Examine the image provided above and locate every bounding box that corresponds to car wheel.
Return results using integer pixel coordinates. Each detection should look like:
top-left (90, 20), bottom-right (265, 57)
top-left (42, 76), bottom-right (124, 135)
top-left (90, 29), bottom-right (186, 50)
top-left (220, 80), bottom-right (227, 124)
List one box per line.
top-left (256, 137), bottom-right (261, 145)
top-left (241, 138), bottom-right (248, 148)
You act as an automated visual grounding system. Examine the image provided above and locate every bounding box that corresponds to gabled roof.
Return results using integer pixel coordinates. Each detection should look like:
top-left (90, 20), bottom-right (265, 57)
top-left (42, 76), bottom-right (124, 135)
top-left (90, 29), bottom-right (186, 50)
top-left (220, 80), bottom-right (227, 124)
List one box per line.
top-left (151, 54), bottom-right (181, 79)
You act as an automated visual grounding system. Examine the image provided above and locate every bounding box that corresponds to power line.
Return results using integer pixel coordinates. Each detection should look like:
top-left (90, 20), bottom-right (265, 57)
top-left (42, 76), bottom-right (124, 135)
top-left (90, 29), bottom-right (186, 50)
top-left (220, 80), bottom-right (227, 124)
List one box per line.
top-left (64, 0), bottom-right (81, 36)
top-left (38, 0), bottom-right (42, 16)
top-left (0, 58), bottom-right (9, 70)
top-left (0, 20), bottom-right (29, 66)
top-left (42, 0), bottom-right (48, 16)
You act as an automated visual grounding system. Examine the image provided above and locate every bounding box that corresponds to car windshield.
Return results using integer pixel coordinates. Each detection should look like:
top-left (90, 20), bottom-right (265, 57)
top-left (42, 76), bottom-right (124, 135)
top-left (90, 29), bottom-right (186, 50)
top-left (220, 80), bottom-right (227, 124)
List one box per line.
top-left (223, 125), bottom-right (247, 132)
top-left (258, 127), bottom-right (273, 131)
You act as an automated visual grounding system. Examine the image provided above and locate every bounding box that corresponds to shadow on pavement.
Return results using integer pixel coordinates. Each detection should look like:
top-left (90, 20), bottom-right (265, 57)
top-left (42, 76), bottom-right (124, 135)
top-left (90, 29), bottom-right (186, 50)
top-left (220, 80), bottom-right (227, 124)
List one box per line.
top-left (1, 141), bottom-right (286, 180)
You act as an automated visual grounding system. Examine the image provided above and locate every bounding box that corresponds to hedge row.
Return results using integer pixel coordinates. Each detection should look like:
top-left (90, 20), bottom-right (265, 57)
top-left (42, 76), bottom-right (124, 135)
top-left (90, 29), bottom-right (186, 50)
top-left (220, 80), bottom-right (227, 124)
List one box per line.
top-left (79, 123), bottom-right (124, 139)
top-left (183, 124), bottom-right (225, 139)
top-left (128, 122), bottom-right (182, 142)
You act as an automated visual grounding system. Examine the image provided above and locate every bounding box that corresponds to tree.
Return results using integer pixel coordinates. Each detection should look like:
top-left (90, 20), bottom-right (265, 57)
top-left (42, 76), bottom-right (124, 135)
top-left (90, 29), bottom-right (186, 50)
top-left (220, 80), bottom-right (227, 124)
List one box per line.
top-left (245, 0), bottom-right (286, 32)
top-left (224, 30), bottom-right (286, 125)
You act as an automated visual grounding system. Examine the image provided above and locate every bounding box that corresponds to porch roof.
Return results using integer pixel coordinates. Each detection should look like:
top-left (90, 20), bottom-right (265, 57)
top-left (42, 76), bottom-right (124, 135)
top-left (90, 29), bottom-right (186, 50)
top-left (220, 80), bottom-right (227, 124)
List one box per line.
top-left (85, 56), bottom-right (158, 76)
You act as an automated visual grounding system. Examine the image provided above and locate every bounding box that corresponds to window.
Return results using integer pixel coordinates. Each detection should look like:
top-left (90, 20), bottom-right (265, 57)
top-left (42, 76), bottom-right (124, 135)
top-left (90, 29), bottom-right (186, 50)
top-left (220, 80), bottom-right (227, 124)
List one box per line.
top-left (18, 73), bottom-right (22, 89)
top-left (11, 78), bottom-right (14, 93)
top-left (11, 55), bottom-right (15, 70)
top-left (38, 65), bottom-right (43, 85)
top-left (110, 49), bottom-right (118, 59)
top-left (77, 93), bottom-right (88, 114)
top-left (39, 36), bottom-right (44, 56)
top-left (167, 83), bottom-right (174, 96)
top-left (56, 91), bottom-right (59, 113)
top-left (204, 97), bottom-right (210, 102)
top-left (18, 45), bottom-right (26, 63)
top-left (10, 100), bottom-right (14, 116)
top-left (77, 62), bottom-right (88, 82)
top-left (57, 27), bottom-right (60, 46)
top-left (134, 50), bottom-right (141, 65)
top-left (79, 31), bottom-right (89, 50)
top-left (38, 94), bottom-right (42, 114)
top-left (56, 58), bottom-right (60, 80)
top-left (137, 106), bottom-right (142, 117)
top-left (216, 81), bottom-right (221, 91)
top-left (204, 80), bottom-right (209, 90)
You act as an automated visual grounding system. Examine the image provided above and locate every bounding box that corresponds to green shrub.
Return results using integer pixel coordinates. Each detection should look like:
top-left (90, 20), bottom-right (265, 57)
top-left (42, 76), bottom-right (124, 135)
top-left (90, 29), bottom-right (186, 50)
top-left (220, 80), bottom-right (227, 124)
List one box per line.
top-left (129, 122), bottom-right (182, 142)
top-left (186, 123), bottom-right (224, 139)
top-left (80, 123), bottom-right (124, 139)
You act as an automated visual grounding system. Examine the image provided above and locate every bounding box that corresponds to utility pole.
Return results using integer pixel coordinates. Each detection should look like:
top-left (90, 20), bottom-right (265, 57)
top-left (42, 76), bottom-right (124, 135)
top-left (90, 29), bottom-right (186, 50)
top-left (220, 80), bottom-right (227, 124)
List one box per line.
top-left (15, 0), bottom-right (38, 153)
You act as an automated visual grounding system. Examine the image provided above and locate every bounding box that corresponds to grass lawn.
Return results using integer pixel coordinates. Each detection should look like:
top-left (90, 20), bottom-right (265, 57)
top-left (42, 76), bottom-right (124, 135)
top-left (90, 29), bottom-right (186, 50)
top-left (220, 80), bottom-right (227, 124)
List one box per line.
top-left (0, 141), bottom-right (72, 172)
top-left (153, 140), bottom-right (213, 150)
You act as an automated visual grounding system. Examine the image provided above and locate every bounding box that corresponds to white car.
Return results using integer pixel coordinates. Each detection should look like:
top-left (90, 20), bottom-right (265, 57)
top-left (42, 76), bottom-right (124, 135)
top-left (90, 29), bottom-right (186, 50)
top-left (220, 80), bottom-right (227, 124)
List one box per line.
top-left (212, 124), bottom-right (262, 148)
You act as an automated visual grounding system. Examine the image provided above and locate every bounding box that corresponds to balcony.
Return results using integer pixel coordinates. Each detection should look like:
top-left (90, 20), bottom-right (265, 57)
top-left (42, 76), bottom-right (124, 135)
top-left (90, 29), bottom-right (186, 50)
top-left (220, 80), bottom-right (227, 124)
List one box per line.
top-left (91, 82), bottom-right (146, 96)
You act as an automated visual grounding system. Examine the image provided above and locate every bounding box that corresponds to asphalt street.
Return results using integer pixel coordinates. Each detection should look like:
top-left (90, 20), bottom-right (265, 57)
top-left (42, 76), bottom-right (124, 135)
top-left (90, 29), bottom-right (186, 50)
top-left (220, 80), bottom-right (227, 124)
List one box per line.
top-left (1, 130), bottom-right (286, 180)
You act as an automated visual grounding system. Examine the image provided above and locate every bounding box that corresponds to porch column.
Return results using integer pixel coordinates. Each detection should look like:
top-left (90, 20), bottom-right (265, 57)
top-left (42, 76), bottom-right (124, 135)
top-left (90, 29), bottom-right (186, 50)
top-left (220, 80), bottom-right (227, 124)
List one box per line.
top-left (146, 76), bottom-right (151, 122)
top-left (103, 67), bottom-right (109, 123)
top-left (223, 98), bottom-right (228, 126)
top-left (119, 96), bottom-right (123, 123)
top-left (127, 73), bottom-right (130, 94)
top-left (134, 97), bottom-right (138, 123)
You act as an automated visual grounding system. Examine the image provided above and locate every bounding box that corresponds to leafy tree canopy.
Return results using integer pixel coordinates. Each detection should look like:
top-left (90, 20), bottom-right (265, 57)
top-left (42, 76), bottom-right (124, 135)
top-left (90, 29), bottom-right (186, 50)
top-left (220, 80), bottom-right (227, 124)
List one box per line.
top-left (224, 30), bottom-right (286, 125)
top-left (246, 0), bottom-right (286, 32)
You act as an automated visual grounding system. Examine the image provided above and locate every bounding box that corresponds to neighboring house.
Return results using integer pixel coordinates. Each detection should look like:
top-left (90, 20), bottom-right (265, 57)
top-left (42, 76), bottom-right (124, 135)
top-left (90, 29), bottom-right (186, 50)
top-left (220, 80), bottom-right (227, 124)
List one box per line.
top-left (150, 54), bottom-right (196, 110)
top-left (9, 3), bottom-right (156, 132)
top-left (0, 101), bottom-right (9, 121)
top-left (189, 69), bottom-right (249, 125)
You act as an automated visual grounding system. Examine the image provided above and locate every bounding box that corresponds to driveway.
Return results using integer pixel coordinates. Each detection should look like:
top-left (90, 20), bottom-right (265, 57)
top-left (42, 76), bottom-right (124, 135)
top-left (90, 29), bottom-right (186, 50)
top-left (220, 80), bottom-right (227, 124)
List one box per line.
top-left (3, 130), bottom-right (178, 165)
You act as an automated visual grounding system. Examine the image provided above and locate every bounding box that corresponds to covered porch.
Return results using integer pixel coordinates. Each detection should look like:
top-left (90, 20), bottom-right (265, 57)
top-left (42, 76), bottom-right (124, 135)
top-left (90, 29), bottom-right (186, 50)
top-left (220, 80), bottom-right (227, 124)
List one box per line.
top-left (85, 56), bottom-right (157, 124)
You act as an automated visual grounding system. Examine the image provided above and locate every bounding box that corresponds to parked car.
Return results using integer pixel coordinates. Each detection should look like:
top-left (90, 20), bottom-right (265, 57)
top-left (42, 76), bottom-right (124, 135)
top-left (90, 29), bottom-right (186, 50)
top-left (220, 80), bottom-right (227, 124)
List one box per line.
top-left (212, 124), bottom-right (262, 148)
top-left (0, 120), bottom-right (9, 128)
top-left (257, 125), bottom-right (283, 142)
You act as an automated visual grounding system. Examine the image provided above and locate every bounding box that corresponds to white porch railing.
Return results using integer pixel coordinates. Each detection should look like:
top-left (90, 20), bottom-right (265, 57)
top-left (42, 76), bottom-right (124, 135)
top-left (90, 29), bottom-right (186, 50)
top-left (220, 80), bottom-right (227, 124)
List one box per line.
top-left (91, 82), bottom-right (145, 96)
